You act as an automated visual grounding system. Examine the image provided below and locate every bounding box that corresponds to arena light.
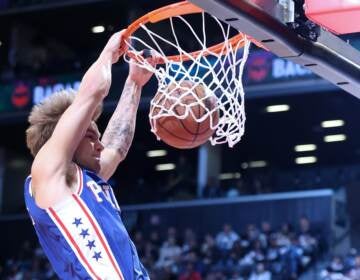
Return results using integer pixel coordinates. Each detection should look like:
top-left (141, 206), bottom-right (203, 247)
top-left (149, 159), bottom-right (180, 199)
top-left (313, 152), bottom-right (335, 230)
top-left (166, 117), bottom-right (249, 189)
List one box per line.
top-left (265, 104), bottom-right (290, 113)
top-left (294, 144), bottom-right (317, 152)
top-left (146, 150), bottom-right (167, 157)
top-left (92, 25), bottom-right (105, 33)
top-left (241, 162), bottom-right (249, 169)
top-left (324, 134), bottom-right (347, 142)
top-left (248, 161), bottom-right (267, 168)
top-left (321, 119), bottom-right (345, 128)
top-left (0, 41), bottom-right (2, 47)
top-left (155, 163), bottom-right (176, 171)
top-left (295, 156), bottom-right (317, 165)
top-left (219, 172), bottom-right (241, 180)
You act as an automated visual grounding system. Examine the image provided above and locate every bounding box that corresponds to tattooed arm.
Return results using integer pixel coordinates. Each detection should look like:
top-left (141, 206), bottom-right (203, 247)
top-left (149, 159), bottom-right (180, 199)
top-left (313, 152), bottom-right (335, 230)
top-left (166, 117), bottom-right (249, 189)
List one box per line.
top-left (99, 79), bottom-right (141, 180)
top-left (99, 55), bottom-right (159, 180)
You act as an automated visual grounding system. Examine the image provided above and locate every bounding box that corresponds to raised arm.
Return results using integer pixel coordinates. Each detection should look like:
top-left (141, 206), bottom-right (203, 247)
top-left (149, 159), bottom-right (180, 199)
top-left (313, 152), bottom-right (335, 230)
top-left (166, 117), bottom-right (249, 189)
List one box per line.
top-left (31, 31), bottom-right (126, 208)
top-left (99, 56), bottom-right (158, 180)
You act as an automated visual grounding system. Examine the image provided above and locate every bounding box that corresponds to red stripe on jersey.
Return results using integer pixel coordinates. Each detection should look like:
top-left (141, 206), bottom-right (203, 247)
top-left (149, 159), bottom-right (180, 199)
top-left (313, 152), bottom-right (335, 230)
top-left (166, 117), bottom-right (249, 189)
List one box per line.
top-left (48, 207), bottom-right (101, 280)
top-left (72, 194), bottom-right (124, 280)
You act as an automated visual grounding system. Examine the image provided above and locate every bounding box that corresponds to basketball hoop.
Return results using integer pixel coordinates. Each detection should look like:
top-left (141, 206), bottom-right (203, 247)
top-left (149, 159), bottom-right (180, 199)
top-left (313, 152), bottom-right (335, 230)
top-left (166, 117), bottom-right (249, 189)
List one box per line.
top-left (123, 1), bottom-right (264, 147)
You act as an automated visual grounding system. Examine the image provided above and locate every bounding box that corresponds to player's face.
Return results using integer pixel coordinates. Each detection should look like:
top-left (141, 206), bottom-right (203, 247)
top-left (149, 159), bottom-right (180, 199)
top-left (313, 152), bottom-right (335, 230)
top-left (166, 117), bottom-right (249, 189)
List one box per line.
top-left (74, 122), bottom-right (104, 173)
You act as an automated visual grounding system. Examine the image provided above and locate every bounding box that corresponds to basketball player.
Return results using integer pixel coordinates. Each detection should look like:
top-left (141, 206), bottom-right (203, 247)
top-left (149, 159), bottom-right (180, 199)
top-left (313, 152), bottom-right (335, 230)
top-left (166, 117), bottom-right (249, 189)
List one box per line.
top-left (24, 30), bottom-right (157, 279)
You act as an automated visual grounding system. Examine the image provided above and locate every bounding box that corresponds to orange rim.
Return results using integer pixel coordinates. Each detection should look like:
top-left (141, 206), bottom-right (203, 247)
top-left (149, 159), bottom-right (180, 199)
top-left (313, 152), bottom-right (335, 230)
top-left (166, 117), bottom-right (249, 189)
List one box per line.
top-left (121, 1), bottom-right (265, 62)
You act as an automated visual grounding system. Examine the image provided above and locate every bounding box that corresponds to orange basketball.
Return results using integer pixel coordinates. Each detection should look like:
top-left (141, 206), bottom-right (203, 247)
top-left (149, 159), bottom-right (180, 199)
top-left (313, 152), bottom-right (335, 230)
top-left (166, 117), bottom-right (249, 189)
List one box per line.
top-left (150, 80), bottom-right (219, 149)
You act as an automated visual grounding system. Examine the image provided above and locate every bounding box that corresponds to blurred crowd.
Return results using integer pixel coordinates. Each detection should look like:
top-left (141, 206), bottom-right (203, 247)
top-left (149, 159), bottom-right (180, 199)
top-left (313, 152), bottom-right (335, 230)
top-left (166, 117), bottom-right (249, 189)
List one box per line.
top-left (320, 249), bottom-right (360, 280)
top-left (202, 164), bottom-right (359, 200)
top-left (0, 217), bottom-right (323, 280)
top-left (140, 217), bottom-right (321, 280)
top-left (0, 241), bottom-right (57, 280)
top-left (125, 163), bottom-right (360, 205)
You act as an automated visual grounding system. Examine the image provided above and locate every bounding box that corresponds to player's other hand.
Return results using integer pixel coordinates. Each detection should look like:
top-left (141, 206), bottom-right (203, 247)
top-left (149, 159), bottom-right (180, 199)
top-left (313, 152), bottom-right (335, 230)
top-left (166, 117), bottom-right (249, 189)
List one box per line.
top-left (128, 50), bottom-right (162, 87)
top-left (81, 30), bottom-right (128, 97)
top-left (101, 30), bottom-right (128, 64)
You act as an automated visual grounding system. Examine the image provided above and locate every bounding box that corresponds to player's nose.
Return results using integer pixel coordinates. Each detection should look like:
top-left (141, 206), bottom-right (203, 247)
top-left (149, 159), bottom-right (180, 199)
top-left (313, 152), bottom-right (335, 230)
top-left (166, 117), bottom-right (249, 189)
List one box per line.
top-left (95, 140), bottom-right (104, 152)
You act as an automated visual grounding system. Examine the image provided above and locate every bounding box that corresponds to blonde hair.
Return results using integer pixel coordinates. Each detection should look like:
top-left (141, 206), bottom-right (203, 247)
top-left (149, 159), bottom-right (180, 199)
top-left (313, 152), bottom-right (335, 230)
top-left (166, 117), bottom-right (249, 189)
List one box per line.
top-left (26, 90), bottom-right (102, 157)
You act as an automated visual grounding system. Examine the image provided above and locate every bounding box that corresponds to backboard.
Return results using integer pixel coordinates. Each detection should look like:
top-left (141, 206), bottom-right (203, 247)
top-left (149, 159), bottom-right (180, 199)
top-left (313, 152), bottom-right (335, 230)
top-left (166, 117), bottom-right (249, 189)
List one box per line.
top-left (188, 0), bottom-right (360, 99)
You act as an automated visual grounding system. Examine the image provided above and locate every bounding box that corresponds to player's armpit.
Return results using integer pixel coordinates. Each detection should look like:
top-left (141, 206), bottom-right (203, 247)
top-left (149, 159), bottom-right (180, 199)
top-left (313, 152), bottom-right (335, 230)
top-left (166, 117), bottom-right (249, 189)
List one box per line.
top-left (30, 148), bottom-right (80, 209)
top-left (30, 171), bottom-right (72, 209)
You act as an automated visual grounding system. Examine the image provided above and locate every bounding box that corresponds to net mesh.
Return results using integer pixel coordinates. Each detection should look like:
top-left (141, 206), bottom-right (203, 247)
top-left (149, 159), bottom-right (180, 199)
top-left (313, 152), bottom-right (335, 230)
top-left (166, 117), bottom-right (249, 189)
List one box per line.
top-left (124, 12), bottom-right (251, 147)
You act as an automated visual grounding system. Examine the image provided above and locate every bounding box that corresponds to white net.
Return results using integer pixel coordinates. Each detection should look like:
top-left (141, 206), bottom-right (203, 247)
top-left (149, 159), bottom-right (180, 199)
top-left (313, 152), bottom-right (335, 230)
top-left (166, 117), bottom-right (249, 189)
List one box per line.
top-left (124, 12), bottom-right (251, 148)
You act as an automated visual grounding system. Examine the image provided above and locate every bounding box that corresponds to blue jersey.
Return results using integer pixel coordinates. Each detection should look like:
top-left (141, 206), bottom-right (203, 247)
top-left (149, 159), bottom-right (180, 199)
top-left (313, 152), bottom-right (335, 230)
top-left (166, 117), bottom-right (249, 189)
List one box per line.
top-left (24, 165), bottom-right (149, 280)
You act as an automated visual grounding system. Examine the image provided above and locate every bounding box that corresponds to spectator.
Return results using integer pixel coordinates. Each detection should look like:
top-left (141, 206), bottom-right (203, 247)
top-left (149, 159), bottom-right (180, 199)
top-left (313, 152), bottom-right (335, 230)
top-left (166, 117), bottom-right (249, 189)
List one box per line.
top-left (156, 237), bottom-right (182, 270)
top-left (281, 234), bottom-right (304, 279)
top-left (240, 240), bottom-right (265, 268)
top-left (182, 228), bottom-right (198, 254)
top-left (245, 224), bottom-right (260, 243)
top-left (226, 178), bottom-right (246, 198)
top-left (150, 230), bottom-right (162, 248)
top-left (229, 271), bottom-right (244, 280)
top-left (267, 236), bottom-right (282, 275)
top-left (259, 221), bottom-right (273, 249)
top-left (202, 177), bottom-right (222, 198)
top-left (298, 216), bottom-right (318, 255)
top-left (298, 216), bottom-right (312, 235)
top-left (133, 230), bottom-right (146, 256)
top-left (215, 224), bottom-right (240, 251)
top-left (344, 248), bottom-right (358, 271)
top-left (167, 227), bottom-right (179, 242)
top-left (249, 263), bottom-right (271, 280)
top-left (201, 234), bottom-right (217, 255)
top-left (329, 256), bottom-right (345, 274)
top-left (143, 241), bottom-right (159, 269)
top-left (275, 223), bottom-right (293, 247)
top-left (253, 178), bottom-right (264, 194)
top-left (348, 255), bottom-right (360, 279)
top-left (200, 234), bottom-right (220, 273)
top-left (230, 240), bottom-right (245, 260)
top-left (179, 262), bottom-right (202, 280)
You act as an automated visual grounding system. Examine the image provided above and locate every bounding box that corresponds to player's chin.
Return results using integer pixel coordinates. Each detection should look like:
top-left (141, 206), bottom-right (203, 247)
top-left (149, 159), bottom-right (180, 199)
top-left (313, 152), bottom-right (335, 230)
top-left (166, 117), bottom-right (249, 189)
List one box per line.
top-left (88, 160), bottom-right (101, 173)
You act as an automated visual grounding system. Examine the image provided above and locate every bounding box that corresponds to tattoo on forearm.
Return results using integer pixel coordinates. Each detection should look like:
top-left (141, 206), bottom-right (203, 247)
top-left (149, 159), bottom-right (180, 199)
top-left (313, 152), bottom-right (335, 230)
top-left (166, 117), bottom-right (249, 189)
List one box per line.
top-left (102, 80), bottom-right (141, 160)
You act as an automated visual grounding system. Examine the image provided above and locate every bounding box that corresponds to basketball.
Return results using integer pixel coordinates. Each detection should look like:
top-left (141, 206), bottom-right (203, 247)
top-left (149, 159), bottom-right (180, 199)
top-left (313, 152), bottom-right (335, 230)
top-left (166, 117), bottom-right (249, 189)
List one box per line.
top-left (150, 80), bottom-right (219, 149)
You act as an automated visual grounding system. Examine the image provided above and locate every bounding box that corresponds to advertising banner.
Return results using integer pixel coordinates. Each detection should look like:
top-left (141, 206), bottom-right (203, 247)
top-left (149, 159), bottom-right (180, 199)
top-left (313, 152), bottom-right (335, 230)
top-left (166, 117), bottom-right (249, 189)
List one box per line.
top-left (0, 50), bottom-right (325, 119)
